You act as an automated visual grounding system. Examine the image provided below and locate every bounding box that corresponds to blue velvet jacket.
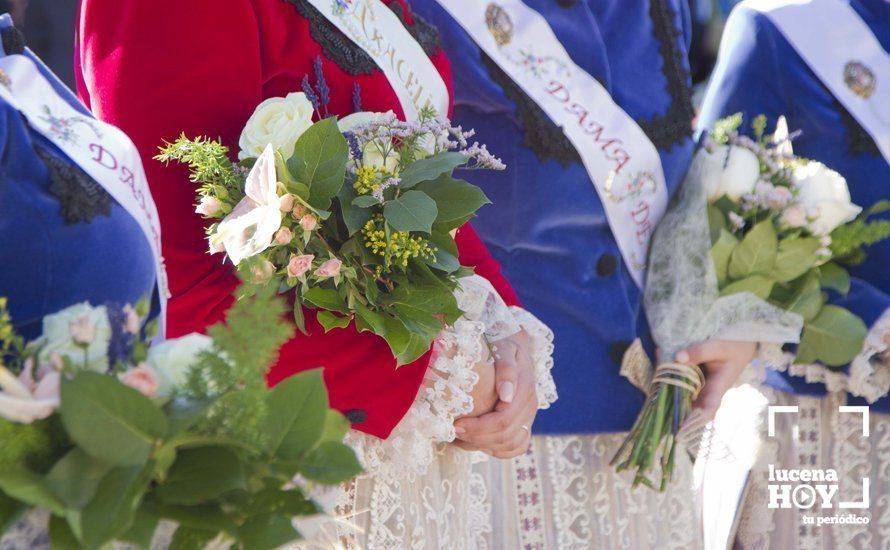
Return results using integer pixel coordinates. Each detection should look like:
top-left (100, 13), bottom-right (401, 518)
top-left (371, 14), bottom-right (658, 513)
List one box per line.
top-left (0, 16), bottom-right (156, 342)
top-left (698, 0), bottom-right (890, 412)
top-left (413, 0), bottom-right (696, 434)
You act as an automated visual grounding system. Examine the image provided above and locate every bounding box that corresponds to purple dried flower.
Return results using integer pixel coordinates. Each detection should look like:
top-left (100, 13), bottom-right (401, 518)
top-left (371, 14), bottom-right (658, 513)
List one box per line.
top-left (314, 57), bottom-right (330, 110)
top-left (302, 75), bottom-right (320, 111)
top-left (352, 83), bottom-right (363, 112)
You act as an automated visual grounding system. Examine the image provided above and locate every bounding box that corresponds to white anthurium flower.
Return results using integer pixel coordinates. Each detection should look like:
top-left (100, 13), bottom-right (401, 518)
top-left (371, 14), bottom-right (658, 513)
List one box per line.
top-left (793, 161), bottom-right (862, 236)
top-left (700, 144), bottom-right (762, 202)
top-left (146, 333), bottom-right (214, 396)
top-left (238, 92), bottom-right (315, 161)
top-left (338, 111), bottom-right (401, 173)
top-left (213, 144), bottom-right (282, 265)
top-left (36, 303), bottom-right (111, 372)
top-left (0, 362), bottom-right (60, 424)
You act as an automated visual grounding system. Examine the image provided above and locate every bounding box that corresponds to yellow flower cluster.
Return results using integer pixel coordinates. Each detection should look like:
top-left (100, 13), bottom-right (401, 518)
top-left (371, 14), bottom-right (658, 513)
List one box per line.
top-left (353, 166), bottom-right (385, 195)
top-left (361, 215), bottom-right (436, 272)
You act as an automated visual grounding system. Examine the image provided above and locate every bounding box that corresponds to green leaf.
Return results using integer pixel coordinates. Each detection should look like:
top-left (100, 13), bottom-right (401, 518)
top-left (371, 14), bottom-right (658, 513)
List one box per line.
top-left (0, 491), bottom-right (23, 533)
top-left (146, 501), bottom-right (233, 533)
top-left (237, 513), bottom-right (301, 550)
top-left (246, 488), bottom-right (319, 517)
top-left (44, 449), bottom-right (112, 509)
top-left (319, 410), bottom-right (350, 443)
top-left (60, 372), bottom-right (168, 467)
top-left (381, 315), bottom-right (431, 366)
top-left (0, 467), bottom-right (65, 515)
top-left (337, 183), bottom-right (372, 237)
top-left (772, 237), bottom-right (821, 282)
top-left (415, 175), bottom-right (490, 228)
top-left (711, 229), bottom-right (739, 285)
top-left (398, 152), bottom-right (468, 189)
top-left (81, 465), bottom-right (150, 549)
top-left (383, 190), bottom-right (438, 233)
top-left (819, 262), bottom-right (851, 295)
top-left (796, 305), bottom-right (868, 367)
top-left (720, 274), bottom-right (775, 300)
top-left (302, 287), bottom-right (348, 313)
top-left (352, 195), bottom-right (380, 208)
top-left (297, 442), bottom-right (363, 484)
top-left (707, 205), bottom-right (728, 243)
top-left (317, 311), bottom-right (352, 332)
top-left (424, 228), bottom-right (461, 273)
top-left (287, 118), bottom-right (349, 210)
top-left (728, 220), bottom-right (777, 280)
top-left (354, 302), bottom-right (386, 335)
top-left (118, 509), bottom-right (159, 549)
top-left (169, 526), bottom-right (219, 550)
top-left (155, 447), bottom-right (246, 506)
top-left (266, 370), bottom-right (328, 459)
top-left (49, 514), bottom-right (81, 550)
top-left (775, 271), bottom-right (824, 322)
top-left (293, 299), bottom-right (308, 335)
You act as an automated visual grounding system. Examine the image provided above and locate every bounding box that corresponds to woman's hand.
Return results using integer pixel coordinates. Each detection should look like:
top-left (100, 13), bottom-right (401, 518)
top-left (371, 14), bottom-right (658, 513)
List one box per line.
top-left (453, 330), bottom-right (539, 459)
top-left (676, 340), bottom-right (758, 419)
top-left (462, 344), bottom-right (499, 418)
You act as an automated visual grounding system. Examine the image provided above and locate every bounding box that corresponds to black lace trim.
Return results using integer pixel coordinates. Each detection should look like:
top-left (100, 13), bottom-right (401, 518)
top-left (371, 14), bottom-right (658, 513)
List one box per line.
top-left (35, 143), bottom-right (112, 224)
top-left (483, 0), bottom-right (693, 166)
top-left (835, 99), bottom-right (881, 157)
top-left (637, 0), bottom-right (694, 151)
top-left (1, 26), bottom-right (25, 56)
top-left (283, 0), bottom-right (440, 76)
top-left (482, 55), bottom-right (581, 167)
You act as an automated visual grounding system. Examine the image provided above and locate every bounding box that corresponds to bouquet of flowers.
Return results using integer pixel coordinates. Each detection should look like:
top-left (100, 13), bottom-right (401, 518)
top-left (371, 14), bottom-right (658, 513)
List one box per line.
top-left (0, 291), bottom-right (361, 549)
top-left (157, 82), bottom-right (503, 366)
top-left (612, 114), bottom-right (890, 490)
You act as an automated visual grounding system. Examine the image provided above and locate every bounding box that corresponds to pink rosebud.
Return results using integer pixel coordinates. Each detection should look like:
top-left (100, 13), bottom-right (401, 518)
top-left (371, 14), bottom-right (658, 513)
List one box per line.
top-left (250, 260), bottom-right (276, 284)
top-left (782, 204), bottom-right (807, 228)
top-left (274, 227), bottom-right (293, 245)
top-left (279, 194), bottom-right (296, 213)
top-left (314, 258), bottom-right (342, 279)
top-left (195, 196), bottom-right (222, 217)
top-left (123, 304), bottom-right (141, 335)
top-left (69, 314), bottom-right (96, 345)
top-left (287, 254), bottom-right (315, 278)
top-left (120, 364), bottom-right (159, 398)
top-left (292, 203), bottom-right (307, 218)
top-left (300, 214), bottom-right (317, 232)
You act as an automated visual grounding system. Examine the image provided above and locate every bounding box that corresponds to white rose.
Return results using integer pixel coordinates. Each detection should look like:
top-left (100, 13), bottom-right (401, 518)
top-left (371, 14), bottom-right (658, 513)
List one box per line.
top-left (37, 303), bottom-right (111, 372)
top-left (338, 111), bottom-right (401, 173)
top-left (146, 333), bottom-right (214, 396)
top-left (0, 363), bottom-right (60, 424)
top-left (699, 144), bottom-right (761, 202)
top-left (793, 162), bottom-right (862, 236)
top-left (214, 144), bottom-right (282, 265)
top-left (238, 92), bottom-right (315, 161)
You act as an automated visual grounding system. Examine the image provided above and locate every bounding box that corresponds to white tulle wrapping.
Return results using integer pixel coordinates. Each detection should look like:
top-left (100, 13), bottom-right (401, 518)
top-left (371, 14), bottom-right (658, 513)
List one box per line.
top-left (645, 150), bottom-right (803, 359)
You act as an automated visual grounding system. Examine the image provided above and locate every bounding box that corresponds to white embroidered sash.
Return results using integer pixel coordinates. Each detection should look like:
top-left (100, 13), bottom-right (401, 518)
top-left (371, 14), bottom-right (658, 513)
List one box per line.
top-left (0, 54), bottom-right (170, 339)
top-left (747, 0), bottom-right (890, 162)
top-left (305, 0), bottom-right (450, 120)
top-left (434, 0), bottom-right (670, 287)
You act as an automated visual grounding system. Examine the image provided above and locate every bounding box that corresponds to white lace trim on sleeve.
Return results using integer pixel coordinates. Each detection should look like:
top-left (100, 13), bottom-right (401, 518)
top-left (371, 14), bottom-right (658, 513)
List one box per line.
top-left (757, 308), bottom-right (890, 403)
top-left (509, 306), bottom-right (558, 409)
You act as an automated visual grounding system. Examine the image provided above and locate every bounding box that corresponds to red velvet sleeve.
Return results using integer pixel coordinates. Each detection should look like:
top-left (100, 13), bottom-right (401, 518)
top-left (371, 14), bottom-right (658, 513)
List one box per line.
top-left (455, 225), bottom-right (521, 307)
top-left (76, 0), bottom-right (432, 439)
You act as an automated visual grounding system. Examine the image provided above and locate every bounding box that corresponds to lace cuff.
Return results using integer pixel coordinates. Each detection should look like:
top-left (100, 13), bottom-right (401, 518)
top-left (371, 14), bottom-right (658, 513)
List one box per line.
top-left (757, 308), bottom-right (890, 403)
top-left (345, 276), bottom-right (558, 477)
top-left (509, 306), bottom-right (558, 409)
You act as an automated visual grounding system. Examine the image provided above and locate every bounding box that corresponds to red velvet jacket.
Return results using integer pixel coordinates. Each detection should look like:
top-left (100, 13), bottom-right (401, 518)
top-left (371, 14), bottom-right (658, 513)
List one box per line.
top-left (75, 0), bottom-right (519, 439)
